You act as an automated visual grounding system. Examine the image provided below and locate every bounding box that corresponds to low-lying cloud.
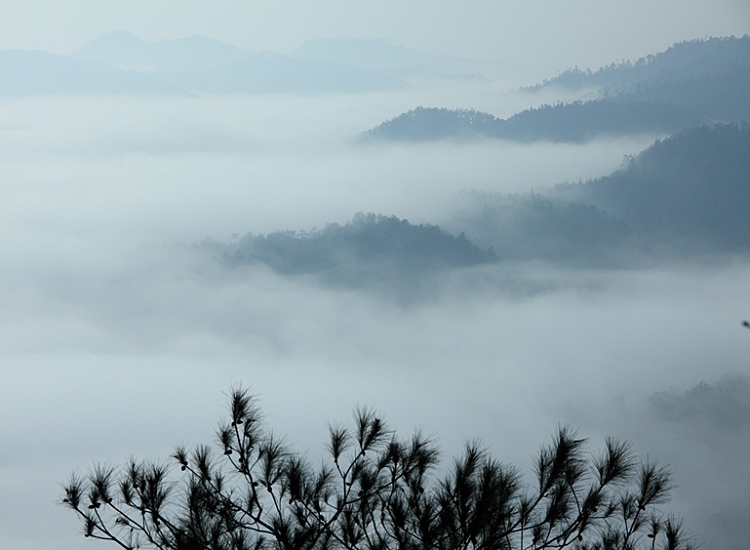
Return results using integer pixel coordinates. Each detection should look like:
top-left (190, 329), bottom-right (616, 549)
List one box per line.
top-left (1, 92), bottom-right (747, 549)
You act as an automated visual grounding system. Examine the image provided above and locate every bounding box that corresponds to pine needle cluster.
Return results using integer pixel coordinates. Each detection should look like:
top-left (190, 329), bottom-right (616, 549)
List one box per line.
top-left (63, 388), bottom-right (693, 550)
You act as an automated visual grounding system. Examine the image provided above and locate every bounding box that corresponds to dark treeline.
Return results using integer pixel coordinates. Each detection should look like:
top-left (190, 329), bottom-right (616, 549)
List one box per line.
top-left (531, 35), bottom-right (750, 93)
top-left (360, 35), bottom-right (750, 143)
top-left (358, 107), bottom-right (501, 142)
top-left (217, 213), bottom-right (495, 287)
top-left (360, 101), bottom-right (701, 143)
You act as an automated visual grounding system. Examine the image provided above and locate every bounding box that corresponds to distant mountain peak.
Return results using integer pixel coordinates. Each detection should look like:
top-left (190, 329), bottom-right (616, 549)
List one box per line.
top-left (71, 31), bottom-right (155, 70)
top-left (71, 31), bottom-right (248, 72)
top-left (73, 30), bottom-right (147, 53)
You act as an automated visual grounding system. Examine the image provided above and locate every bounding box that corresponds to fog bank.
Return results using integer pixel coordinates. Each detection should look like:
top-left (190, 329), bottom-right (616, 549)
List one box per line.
top-left (1, 91), bottom-right (748, 549)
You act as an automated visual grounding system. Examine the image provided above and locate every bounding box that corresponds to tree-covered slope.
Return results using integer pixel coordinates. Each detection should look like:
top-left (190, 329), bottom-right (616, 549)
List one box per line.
top-left (360, 101), bottom-right (701, 143)
top-left (446, 123), bottom-right (750, 263)
top-left (358, 107), bottom-right (502, 142)
top-left (211, 125), bottom-right (749, 287)
top-left (568, 123), bottom-right (750, 251)
top-left (444, 193), bottom-right (634, 265)
top-left (360, 36), bottom-right (750, 143)
top-left (220, 213), bottom-right (496, 285)
top-left (532, 35), bottom-right (750, 93)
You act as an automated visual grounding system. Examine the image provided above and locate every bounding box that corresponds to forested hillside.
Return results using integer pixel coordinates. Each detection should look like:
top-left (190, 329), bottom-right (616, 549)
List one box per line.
top-left (213, 123), bottom-right (749, 285)
top-left (447, 123), bottom-right (750, 262)
top-left (567, 123), bottom-right (750, 251)
top-left (360, 101), bottom-right (701, 143)
top-left (532, 35), bottom-right (750, 93)
top-left (216, 213), bottom-right (495, 288)
top-left (360, 36), bottom-right (750, 143)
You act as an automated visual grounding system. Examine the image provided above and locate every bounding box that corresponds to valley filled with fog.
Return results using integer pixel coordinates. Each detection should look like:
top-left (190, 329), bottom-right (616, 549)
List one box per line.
top-left (2, 48), bottom-right (750, 550)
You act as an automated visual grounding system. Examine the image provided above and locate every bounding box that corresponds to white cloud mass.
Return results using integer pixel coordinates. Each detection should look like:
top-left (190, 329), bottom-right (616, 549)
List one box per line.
top-left (1, 91), bottom-right (749, 549)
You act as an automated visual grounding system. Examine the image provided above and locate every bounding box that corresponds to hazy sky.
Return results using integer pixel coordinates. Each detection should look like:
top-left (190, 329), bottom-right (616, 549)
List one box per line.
top-left (2, 0), bottom-right (749, 79)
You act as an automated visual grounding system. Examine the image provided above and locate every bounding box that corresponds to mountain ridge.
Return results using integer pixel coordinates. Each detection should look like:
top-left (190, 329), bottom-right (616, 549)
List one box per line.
top-left (0, 32), bottom-right (488, 96)
top-left (359, 35), bottom-right (750, 143)
top-left (213, 123), bottom-right (750, 284)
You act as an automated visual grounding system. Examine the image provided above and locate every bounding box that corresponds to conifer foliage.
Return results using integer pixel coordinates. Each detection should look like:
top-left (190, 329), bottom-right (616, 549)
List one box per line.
top-left (63, 388), bottom-right (693, 550)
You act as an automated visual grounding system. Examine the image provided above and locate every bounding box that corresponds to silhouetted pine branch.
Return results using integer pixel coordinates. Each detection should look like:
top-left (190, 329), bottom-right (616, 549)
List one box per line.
top-left (62, 388), bottom-right (694, 550)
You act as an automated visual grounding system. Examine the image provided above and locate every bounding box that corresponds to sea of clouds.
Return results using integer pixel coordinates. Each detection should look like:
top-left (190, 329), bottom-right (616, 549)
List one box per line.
top-left (1, 90), bottom-right (748, 549)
